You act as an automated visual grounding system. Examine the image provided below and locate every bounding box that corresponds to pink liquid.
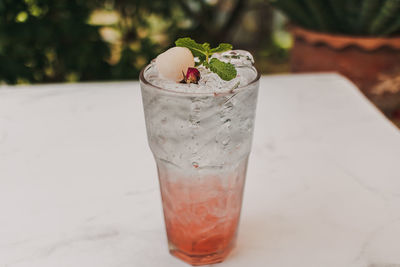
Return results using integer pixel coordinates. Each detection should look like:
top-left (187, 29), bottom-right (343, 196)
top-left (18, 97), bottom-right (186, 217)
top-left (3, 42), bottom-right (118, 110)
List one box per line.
top-left (157, 158), bottom-right (248, 265)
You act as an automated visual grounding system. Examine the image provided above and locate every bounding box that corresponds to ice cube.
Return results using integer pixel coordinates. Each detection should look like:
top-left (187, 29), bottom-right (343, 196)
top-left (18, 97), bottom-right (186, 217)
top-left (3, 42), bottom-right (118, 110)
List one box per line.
top-left (211, 50), bottom-right (254, 67)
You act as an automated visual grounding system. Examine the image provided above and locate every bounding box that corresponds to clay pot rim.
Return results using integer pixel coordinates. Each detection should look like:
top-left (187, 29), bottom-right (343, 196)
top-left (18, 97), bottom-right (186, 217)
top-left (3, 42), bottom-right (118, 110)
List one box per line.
top-left (291, 26), bottom-right (400, 51)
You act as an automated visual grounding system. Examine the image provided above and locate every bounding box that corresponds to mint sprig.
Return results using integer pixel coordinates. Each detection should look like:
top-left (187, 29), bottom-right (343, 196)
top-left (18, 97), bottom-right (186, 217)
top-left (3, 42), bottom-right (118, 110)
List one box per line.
top-left (204, 58), bottom-right (237, 81)
top-left (210, 43), bottom-right (233, 54)
top-left (175, 37), bottom-right (237, 81)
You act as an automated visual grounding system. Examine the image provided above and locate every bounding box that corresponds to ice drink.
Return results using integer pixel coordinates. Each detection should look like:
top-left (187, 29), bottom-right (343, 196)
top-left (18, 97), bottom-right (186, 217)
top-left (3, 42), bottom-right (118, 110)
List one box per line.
top-left (140, 40), bottom-right (260, 265)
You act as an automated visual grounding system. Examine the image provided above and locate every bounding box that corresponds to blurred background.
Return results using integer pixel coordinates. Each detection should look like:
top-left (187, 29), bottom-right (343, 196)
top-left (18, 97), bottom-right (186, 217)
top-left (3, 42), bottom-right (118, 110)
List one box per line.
top-left (1, 0), bottom-right (400, 126)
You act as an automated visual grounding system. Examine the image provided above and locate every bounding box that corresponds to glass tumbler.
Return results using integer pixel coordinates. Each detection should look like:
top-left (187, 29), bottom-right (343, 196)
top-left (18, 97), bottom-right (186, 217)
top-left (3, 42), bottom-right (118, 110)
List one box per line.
top-left (140, 64), bottom-right (260, 266)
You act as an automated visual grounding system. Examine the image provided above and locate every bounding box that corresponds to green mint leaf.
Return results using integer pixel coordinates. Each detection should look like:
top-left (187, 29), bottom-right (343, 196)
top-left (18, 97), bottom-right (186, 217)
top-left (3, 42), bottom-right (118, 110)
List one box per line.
top-left (210, 43), bottom-right (232, 54)
top-left (175, 37), bottom-right (236, 80)
top-left (206, 58), bottom-right (237, 81)
top-left (175, 37), bottom-right (207, 61)
top-left (202, 42), bottom-right (210, 51)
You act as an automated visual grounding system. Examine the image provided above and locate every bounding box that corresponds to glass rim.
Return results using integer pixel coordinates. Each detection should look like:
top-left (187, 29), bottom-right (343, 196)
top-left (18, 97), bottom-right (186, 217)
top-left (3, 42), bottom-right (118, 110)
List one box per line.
top-left (139, 63), bottom-right (261, 96)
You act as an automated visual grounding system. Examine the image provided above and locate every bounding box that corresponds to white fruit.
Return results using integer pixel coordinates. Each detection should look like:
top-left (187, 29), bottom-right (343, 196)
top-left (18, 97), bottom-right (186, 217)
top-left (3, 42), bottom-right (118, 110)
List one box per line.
top-left (155, 47), bottom-right (194, 82)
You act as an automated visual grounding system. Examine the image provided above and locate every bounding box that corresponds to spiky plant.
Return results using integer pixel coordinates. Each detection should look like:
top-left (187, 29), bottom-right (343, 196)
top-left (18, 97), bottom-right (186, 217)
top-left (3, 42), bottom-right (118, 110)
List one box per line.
top-left (271, 0), bottom-right (400, 36)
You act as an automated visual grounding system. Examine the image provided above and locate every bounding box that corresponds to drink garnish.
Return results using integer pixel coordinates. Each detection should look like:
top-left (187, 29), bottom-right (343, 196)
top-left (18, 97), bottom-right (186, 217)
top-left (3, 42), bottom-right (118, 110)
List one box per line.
top-left (155, 47), bottom-right (195, 82)
top-left (180, 67), bottom-right (201, 84)
top-left (175, 37), bottom-right (237, 81)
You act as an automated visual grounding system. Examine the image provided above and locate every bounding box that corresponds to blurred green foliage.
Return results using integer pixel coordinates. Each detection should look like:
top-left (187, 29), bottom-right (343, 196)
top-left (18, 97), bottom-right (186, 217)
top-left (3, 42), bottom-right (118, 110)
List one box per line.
top-left (0, 0), bottom-right (111, 84)
top-left (0, 0), bottom-right (285, 84)
top-left (271, 0), bottom-right (400, 36)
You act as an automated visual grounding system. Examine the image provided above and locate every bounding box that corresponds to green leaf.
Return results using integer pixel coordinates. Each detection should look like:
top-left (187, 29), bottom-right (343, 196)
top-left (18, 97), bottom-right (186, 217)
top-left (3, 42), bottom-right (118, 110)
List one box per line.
top-left (328, 0), bottom-right (347, 32)
top-left (357, 0), bottom-right (381, 33)
top-left (381, 15), bottom-right (400, 35)
top-left (175, 37), bottom-right (237, 80)
top-left (202, 42), bottom-right (210, 50)
top-left (210, 43), bottom-right (232, 54)
top-left (271, 0), bottom-right (316, 30)
top-left (369, 0), bottom-right (400, 35)
top-left (345, 0), bottom-right (363, 33)
top-left (303, 0), bottom-right (332, 31)
top-left (175, 37), bottom-right (207, 60)
top-left (205, 58), bottom-right (237, 81)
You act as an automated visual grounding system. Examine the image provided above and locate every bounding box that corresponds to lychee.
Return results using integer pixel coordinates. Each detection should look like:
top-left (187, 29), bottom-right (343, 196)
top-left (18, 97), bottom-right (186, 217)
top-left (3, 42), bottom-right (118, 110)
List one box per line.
top-left (155, 47), bottom-right (194, 82)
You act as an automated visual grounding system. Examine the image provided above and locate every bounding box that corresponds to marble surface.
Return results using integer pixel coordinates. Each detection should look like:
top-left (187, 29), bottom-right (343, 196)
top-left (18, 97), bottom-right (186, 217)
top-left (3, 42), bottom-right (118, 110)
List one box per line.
top-left (1, 74), bottom-right (400, 267)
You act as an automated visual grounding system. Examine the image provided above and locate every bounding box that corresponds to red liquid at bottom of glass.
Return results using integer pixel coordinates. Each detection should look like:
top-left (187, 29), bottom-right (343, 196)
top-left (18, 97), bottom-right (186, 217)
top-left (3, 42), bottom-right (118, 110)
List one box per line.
top-left (158, 159), bottom-right (248, 265)
top-left (167, 214), bottom-right (238, 266)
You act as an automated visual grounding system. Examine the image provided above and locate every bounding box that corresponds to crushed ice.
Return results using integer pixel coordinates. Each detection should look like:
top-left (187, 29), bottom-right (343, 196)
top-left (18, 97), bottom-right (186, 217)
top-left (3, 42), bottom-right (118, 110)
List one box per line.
top-left (145, 50), bottom-right (257, 94)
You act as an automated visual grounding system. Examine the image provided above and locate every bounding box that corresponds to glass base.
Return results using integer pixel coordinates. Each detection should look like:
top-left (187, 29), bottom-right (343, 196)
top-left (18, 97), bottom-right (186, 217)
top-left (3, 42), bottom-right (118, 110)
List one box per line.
top-left (169, 242), bottom-right (234, 266)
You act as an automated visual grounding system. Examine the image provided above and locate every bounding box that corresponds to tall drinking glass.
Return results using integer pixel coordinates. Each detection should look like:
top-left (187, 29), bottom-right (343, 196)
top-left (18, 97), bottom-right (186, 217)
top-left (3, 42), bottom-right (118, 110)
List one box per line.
top-left (140, 63), bottom-right (260, 266)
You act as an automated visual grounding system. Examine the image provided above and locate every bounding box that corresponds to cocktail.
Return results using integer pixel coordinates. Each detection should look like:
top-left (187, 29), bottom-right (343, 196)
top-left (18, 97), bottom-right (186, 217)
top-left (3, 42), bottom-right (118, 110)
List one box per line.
top-left (140, 38), bottom-right (260, 265)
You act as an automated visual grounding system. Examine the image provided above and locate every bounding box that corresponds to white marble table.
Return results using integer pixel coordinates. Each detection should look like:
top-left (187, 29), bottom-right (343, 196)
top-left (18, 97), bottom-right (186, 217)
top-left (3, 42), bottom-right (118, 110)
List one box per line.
top-left (1, 74), bottom-right (400, 267)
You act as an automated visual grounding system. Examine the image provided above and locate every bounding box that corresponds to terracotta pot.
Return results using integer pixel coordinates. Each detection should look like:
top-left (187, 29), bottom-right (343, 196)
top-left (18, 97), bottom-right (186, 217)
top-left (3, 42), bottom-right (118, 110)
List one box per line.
top-left (290, 26), bottom-right (400, 112)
